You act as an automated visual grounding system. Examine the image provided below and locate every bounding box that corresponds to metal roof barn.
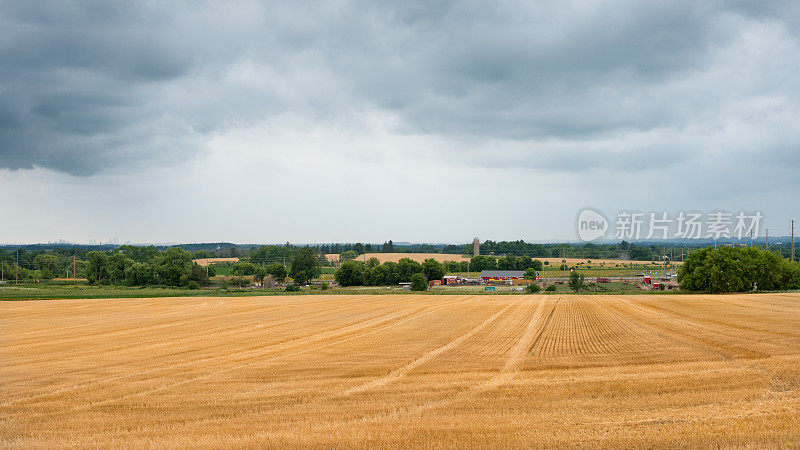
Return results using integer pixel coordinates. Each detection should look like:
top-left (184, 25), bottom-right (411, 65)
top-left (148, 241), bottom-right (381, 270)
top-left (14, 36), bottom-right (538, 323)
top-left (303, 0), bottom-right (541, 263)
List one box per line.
top-left (480, 270), bottom-right (525, 280)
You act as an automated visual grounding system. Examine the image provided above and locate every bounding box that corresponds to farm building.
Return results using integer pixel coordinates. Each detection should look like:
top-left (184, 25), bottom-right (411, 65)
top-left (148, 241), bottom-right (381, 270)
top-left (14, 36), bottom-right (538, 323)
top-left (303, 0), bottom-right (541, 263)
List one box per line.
top-left (442, 275), bottom-right (460, 285)
top-left (480, 270), bottom-right (525, 282)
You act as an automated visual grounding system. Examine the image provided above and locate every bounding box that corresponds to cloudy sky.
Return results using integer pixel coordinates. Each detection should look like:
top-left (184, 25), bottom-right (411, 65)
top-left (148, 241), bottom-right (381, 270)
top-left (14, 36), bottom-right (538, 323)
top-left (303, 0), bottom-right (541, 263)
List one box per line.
top-left (1, 1), bottom-right (798, 244)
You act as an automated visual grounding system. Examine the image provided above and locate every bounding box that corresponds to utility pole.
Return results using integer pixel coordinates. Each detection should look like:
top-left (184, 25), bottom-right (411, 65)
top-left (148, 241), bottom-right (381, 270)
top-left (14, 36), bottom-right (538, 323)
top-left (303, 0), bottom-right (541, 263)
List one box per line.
top-left (792, 219), bottom-right (795, 262)
top-left (766, 228), bottom-right (769, 251)
top-left (16, 249), bottom-right (19, 284)
top-left (750, 230), bottom-right (753, 247)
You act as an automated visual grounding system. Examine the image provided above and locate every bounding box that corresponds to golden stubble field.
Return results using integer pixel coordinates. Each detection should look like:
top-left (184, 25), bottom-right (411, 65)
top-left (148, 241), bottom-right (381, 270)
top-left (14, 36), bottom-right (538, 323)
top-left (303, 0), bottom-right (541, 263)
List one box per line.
top-left (2, 293), bottom-right (799, 448)
top-left (324, 252), bottom-right (676, 267)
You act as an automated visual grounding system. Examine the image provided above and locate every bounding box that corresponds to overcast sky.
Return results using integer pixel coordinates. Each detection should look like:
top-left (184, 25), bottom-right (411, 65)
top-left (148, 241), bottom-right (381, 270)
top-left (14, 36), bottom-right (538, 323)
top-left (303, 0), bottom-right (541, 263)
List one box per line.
top-left (1, 1), bottom-right (798, 244)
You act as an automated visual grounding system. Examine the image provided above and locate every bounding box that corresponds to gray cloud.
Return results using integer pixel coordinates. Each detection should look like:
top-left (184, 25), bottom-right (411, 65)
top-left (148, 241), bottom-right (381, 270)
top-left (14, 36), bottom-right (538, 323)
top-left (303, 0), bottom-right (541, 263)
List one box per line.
top-left (1, 0), bottom-right (799, 176)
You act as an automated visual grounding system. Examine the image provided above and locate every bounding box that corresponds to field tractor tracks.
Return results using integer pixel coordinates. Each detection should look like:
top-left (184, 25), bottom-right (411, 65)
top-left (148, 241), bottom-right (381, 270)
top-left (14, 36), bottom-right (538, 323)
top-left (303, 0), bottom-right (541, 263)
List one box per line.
top-left (1, 297), bottom-right (451, 408)
top-left (359, 296), bottom-right (558, 423)
top-left (30, 296), bottom-right (481, 416)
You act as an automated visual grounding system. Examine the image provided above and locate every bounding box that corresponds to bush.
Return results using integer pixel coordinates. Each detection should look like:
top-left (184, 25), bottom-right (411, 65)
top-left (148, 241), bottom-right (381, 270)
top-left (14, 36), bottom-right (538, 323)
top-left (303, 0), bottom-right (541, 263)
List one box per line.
top-left (231, 261), bottom-right (257, 276)
top-left (335, 260), bottom-right (366, 287)
top-left (229, 277), bottom-right (250, 287)
top-left (320, 282), bottom-right (328, 290)
top-left (410, 273), bottom-right (427, 291)
top-left (285, 284), bottom-right (300, 292)
top-left (545, 284), bottom-right (557, 292)
top-left (568, 271), bottom-right (585, 292)
top-left (187, 280), bottom-right (199, 290)
top-left (525, 283), bottom-right (541, 293)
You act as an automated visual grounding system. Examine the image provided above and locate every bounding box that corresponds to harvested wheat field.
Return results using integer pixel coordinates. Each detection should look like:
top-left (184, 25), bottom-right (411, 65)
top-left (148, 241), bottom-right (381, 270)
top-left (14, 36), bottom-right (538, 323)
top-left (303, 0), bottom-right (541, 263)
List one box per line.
top-left (2, 294), bottom-right (800, 448)
top-left (325, 252), bottom-right (470, 263)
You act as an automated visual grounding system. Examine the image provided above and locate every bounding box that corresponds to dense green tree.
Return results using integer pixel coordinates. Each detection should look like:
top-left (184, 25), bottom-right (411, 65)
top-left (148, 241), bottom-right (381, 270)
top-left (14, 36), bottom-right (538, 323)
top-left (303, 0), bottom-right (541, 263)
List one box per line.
top-left (266, 263), bottom-right (287, 282)
top-left (498, 255), bottom-right (516, 270)
top-left (531, 259), bottom-right (544, 271)
top-left (290, 247), bottom-right (320, 285)
top-left (371, 261), bottom-right (398, 285)
top-left (568, 271), bottom-right (585, 293)
top-left (107, 254), bottom-right (134, 284)
top-left (186, 263), bottom-right (210, 286)
top-left (514, 256), bottom-right (533, 270)
top-left (366, 257), bottom-right (381, 268)
top-left (250, 245), bottom-right (292, 264)
top-left (114, 245), bottom-right (159, 263)
top-left (254, 267), bottom-right (268, 283)
top-left (231, 261), bottom-right (258, 276)
top-left (782, 261), bottom-right (800, 289)
top-left (335, 260), bottom-right (365, 287)
top-left (678, 246), bottom-right (798, 293)
top-left (125, 262), bottom-right (155, 285)
top-left (33, 253), bottom-right (58, 279)
top-left (523, 267), bottom-right (539, 279)
top-left (444, 260), bottom-right (461, 272)
top-left (421, 258), bottom-right (445, 282)
top-left (339, 250), bottom-right (357, 262)
top-left (410, 272), bottom-right (427, 291)
top-left (469, 255), bottom-right (497, 272)
top-left (155, 247), bottom-right (193, 286)
top-left (353, 243), bottom-right (365, 255)
top-left (86, 251), bottom-right (109, 284)
top-left (396, 258), bottom-right (422, 282)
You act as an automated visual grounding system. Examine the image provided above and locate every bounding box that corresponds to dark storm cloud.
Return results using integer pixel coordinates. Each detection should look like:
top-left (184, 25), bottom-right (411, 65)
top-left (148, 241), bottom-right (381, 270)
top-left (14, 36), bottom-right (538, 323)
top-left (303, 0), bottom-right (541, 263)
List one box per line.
top-left (1, 0), bottom-right (799, 175)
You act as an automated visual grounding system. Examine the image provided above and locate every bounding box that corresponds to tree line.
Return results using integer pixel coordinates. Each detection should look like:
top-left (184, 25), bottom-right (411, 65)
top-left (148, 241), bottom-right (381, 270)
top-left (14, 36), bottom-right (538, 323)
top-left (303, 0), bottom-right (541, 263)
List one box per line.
top-left (85, 248), bottom-right (211, 288)
top-left (334, 258), bottom-right (447, 287)
top-left (678, 247), bottom-right (800, 293)
top-left (229, 247), bottom-right (320, 285)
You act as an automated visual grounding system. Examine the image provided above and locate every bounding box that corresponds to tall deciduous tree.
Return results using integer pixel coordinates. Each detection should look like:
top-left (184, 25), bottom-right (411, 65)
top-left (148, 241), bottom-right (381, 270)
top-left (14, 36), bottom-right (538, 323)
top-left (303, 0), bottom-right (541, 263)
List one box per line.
top-left (568, 271), bottom-right (584, 293)
top-left (421, 258), bottom-right (445, 282)
top-left (290, 247), bottom-right (320, 285)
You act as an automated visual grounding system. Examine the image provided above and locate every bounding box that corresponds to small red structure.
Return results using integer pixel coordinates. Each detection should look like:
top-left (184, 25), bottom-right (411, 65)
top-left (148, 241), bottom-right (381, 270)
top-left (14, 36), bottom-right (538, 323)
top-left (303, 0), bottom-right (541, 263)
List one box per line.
top-left (428, 280), bottom-right (441, 287)
top-left (442, 275), bottom-right (460, 285)
top-left (643, 275), bottom-right (652, 285)
top-left (596, 277), bottom-right (611, 283)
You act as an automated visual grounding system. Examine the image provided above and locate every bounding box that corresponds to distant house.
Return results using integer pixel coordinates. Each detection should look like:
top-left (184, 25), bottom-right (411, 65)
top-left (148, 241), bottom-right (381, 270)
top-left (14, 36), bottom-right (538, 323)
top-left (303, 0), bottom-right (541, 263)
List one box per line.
top-left (480, 270), bottom-right (525, 282)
